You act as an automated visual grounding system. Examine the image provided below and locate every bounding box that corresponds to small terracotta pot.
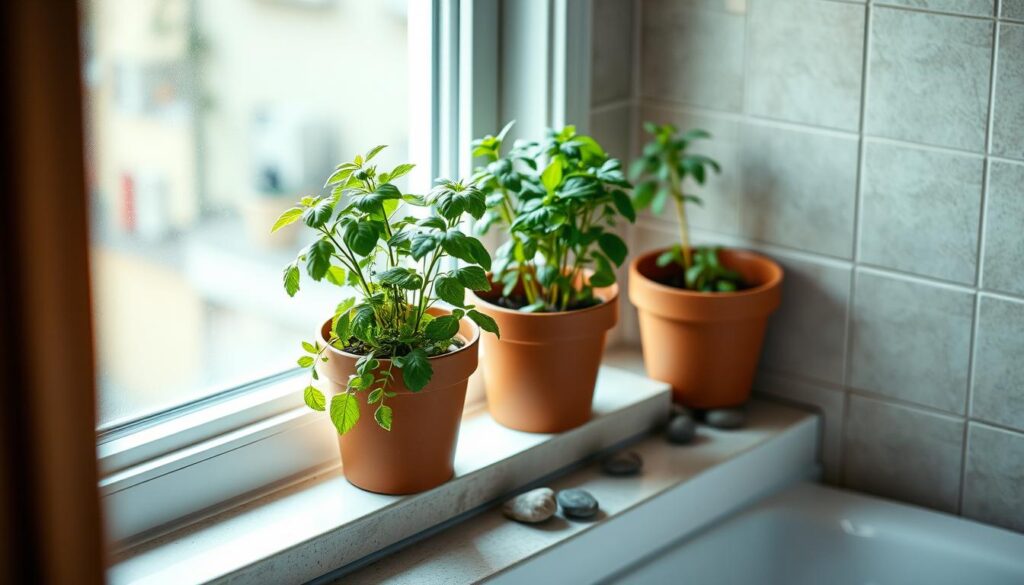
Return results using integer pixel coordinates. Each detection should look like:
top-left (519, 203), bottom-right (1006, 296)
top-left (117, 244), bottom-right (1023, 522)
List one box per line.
top-left (629, 248), bottom-right (783, 408)
top-left (316, 308), bottom-right (479, 494)
top-left (471, 274), bottom-right (618, 433)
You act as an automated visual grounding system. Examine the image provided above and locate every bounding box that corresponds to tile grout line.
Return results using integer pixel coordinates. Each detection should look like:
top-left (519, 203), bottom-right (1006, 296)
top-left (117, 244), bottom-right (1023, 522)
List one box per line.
top-left (839, 0), bottom-right (874, 488)
top-left (957, 14), bottom-right (1002, 516)
top-left (874, 2), bottom-right (1000, 21)
top-left (625, 0), bottom-right (643, 344)
top-left (638, 96), bottom-right (1021, 162)
top-left (640, 211), bottom-right (1024, 303)
top-left (590, 98), bottom-right (634, 115)
top-left (764, 364), bottom-right (1024, 438)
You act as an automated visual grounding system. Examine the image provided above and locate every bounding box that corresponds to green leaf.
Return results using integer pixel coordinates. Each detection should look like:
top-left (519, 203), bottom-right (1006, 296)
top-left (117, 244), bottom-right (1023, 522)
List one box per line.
top-left (388, 163), bottom-right (415, 182)
top-left (374, 404), bottom-right (393, 431)
top-left (651, 188), bottom-right (669, 215)
top-left (398, 349), bottom-right (433, 392)
top-left (365, 144), bottom-right (387, 161)
top-left (685, 264), bottom-right (704, 289)
top-left (283, 262), bottom-right (301, 297)
top-left (633, 181), bottom-right (656, 210)
top-left (589, 254), bottom-right (616, 287)
top-left (598, 233), bottom-right (628, 267)
top-left (378, 198), bottom-right (401, 221)
top-left (368, 388), bottom-right (383, 404)
top-left (302, 198), bottom-right (334, 228)
top-left (352, 183), bottom-right (402, 213)
top-left (628, 157), bottom-right (649, 180)
top-left (431, 183), bottom-right (486, 221)
top-left (434, 275), bottom-right (466, 307)
top-left (541, 160), bottom-right (563, 193)
top-left (306, 239), bottom-right (334, 281)
top-left (417, 216), bottom-right (447, 230)
top-left (611, 190), bottom-right (636, 222)
top-left (410, 233), bottom-right (438, 260)
top-left (344, 220), bottom-right (379, 256)
top-left (467, 309), bottom-right (499, 338)
top-left (304, 386), bottom-right (326, 411)
top-left (335, 297), bottom-right (356, 315)
top-left (351, 304), bottom-right (376, 341)
top-left (302, 341), bottom-right (316, 353)
top-left (536, 264), bottom-right (558, 287)
top-left (424, 314), bottom-right (460, 340)
top-left (681, 128), bottom-right (711, 142)
top-left (379, 267), bottom-right (423, 290)
top-left (333, 311), bottom-right (351, 342)
top-left (440, 231), bottom-right (492, 270)
top-left (298, 355), bottom-right (314, 368)
top-left (324, 165), bottom-right (354, 187)
top-left (271, 208), bottom-right (303, 233)
top-left (656, 247), bottom-right (681, 267)
top-left (329, 393), bottom-right (361, 435)
top-left (348, 372), bottom-right (373, 390)
top-left (325, 266), bottom-right (347, 286)
top-left (455, 266), bottom-right (491, 291)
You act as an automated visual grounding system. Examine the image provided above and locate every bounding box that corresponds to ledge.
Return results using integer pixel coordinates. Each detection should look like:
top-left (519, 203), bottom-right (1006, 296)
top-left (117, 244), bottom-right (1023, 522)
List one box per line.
top-left (333, 399), bottom-right (819, 584)
top-left (109, 366), bottom-right (671, 585)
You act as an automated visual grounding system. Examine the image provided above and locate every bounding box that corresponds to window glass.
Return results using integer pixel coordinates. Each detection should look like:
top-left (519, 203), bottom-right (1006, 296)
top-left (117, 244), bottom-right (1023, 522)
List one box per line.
top-left (81, 0), bottom-right (412, 428)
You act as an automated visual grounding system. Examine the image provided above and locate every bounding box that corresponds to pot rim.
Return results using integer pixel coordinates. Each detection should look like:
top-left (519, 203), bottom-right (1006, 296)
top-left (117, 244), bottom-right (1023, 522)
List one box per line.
top-left (317, 307), bottom-right (481, 364)
top-left (631, 247), bottom-right (783, 299)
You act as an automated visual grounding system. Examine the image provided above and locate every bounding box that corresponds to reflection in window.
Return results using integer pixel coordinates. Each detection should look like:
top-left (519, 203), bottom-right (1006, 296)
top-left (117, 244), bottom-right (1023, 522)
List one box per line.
top-left (82, 0), bottom-right (412, 427)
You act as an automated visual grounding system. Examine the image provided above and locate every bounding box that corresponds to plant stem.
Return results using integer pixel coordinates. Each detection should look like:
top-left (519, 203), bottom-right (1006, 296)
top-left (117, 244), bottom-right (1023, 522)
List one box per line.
top-left (414, 248), bottom-right (442, 333)
top-left (668, 167), bottom-right (693, 270)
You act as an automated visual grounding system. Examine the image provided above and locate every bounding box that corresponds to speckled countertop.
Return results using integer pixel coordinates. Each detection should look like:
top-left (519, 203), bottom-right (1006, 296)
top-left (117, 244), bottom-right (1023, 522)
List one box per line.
top-left (332, 398), bottom-right (819, 584)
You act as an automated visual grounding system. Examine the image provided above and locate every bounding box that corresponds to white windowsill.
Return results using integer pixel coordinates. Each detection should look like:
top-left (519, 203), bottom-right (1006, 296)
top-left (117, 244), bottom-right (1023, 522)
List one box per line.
top-left (339, 398), bottom-right (819, 584)
top-left (108, 364), bottom-right (672, 585)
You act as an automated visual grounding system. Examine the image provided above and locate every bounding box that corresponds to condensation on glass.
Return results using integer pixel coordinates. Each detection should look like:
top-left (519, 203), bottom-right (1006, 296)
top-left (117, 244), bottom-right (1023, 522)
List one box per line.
top-left (81, 0), bottom-right (411, 428)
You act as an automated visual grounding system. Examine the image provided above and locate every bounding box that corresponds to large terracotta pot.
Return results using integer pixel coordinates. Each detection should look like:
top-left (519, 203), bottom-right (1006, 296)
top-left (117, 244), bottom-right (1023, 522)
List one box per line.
top-left (471, 275), bottom-right (618, 433)
top-left (629, 248), bottom-right (783, 408)
top-left (317, 308), bottom-right (479, 494)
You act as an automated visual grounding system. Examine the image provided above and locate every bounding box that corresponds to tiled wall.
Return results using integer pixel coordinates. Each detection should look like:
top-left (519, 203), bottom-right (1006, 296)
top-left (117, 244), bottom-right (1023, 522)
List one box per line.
top-left (590, 0), bottom-right (1024, 532)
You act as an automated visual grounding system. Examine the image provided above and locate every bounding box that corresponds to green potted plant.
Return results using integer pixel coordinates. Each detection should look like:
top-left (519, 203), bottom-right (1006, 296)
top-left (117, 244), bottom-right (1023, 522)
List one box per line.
top-left (470, 123), bottom-right (635, 433)
top-left (628, 123), bottom-right (783, 408)
top-left (273, 145), bottom-right (499, 494)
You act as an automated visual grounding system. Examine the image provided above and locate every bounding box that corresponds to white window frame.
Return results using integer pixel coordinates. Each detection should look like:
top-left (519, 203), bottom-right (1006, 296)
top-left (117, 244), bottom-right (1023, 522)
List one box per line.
top-left (99, 0), bottom-right (592, 550)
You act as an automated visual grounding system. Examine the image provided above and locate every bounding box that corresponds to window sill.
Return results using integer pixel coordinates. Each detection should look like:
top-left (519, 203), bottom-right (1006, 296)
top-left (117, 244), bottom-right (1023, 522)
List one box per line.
top-left (340, 398), bottom-right (819, 584)
top-left (108, 363), bottom-right (672, 585)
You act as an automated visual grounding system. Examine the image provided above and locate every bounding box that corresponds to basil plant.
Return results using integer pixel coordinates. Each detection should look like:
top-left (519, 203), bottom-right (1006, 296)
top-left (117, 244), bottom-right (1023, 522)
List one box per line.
top-left (472, 123), bottom-right (635, 312)
top-left (273, 145), bottom-right (499, 435)
top-left (630, 123), bottom-right (741, 292)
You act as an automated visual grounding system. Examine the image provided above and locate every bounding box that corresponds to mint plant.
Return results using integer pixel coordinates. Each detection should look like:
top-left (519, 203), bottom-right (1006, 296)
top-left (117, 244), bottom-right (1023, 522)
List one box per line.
top-left (630, 123), bottom-right (742, 292)
top-left (273, 145), bottom-right (499, 435)
top-left (473, 123), bottom-right (635, 312)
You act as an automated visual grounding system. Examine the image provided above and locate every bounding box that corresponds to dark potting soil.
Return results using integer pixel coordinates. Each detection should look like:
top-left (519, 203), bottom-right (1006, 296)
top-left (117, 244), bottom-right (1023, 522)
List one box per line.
top-left (339, 337), bottom-right (464, 358)
top-left (655, 272), bottom-right (749, 292)
top-left (488, 294), bottom-right (602, 313)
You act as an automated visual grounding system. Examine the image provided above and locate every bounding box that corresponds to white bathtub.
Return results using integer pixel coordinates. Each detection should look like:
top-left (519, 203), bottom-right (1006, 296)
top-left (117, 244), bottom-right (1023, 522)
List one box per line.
top-left (607, 483), bottom-right (1024, 585)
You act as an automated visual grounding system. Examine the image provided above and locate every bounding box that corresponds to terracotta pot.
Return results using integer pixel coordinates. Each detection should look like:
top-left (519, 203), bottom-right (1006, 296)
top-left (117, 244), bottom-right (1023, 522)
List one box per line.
top-left (316, 308), bottom-right (479, 494)
top-left (629, 248), bottom-right (783, 408)
top-left (471, 274), bottom-right (618, 433)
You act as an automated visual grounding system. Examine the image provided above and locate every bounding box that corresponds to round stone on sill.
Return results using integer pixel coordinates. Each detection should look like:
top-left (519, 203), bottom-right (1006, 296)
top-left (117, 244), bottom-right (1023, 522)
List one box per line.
top-left (502, 487), bottom-right (556, 524)
top-left (672, 403), bottom-right (694, 419)
top-left (666, 413), bottom-right (697, 445)
top-left (706, 408), bottom-right (746, 430)
top-left (557, 488), bottom-right (599, 519)
top-left (601, 451), bottom-right (643, 476)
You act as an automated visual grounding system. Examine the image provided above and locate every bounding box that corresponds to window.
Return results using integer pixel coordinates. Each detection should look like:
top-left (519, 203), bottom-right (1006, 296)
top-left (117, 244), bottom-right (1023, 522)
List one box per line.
top-left (88, 0), bottom-right (499, 545)
top-left (81, 0), bottom-right (418, 430)
top-left (88, 0), bottom-right (590, 547)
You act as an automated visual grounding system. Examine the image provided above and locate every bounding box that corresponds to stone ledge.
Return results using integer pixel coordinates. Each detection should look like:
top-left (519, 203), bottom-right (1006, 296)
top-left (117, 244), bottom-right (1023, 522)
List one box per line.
top-left (109, 366), bottom-right (672, 585)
